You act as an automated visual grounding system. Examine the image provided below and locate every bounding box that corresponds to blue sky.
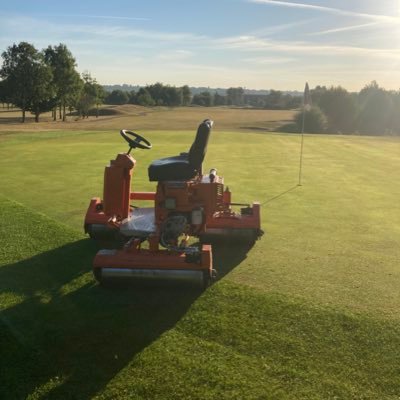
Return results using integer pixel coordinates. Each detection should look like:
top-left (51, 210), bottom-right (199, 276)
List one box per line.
top-left (1, 0), bottom-right (399, 90)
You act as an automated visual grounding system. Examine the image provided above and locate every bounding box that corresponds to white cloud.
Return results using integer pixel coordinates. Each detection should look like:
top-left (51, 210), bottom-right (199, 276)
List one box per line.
top-left (39, 14), bottom-right (150, 21)
top-left (217, 35), bottom-right (400, 60)
top-left (247, 19), bottom-right (314, 36)
top-left (0, 15), bottom-right (206, 45)
top-left (248, 0), bottom-right (400, 23)
top-left (156, 50), bottom-right (194, 61)
top-left (244, 56), bottom-right (295, 65)
top-left (308, 22), bottom-right (379, 36)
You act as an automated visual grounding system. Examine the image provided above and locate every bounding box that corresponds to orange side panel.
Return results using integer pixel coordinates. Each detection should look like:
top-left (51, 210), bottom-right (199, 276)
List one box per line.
top-left (103, 153), bottom-right (135, 219)
top-left (130, 192), bottom-right (156, 201)
top-left (206, 203), bottom-right (261, 230)
top-left (84, 197), bottom-right (109, 225)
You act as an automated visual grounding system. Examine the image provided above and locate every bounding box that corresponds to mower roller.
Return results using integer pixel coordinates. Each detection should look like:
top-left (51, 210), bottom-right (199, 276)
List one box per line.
top-left (84, 119), bottom-right (263, 287)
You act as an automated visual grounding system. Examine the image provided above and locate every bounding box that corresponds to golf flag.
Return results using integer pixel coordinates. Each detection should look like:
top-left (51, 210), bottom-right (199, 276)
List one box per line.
top-left (304, 82), bottom-right (312, 110)
top-left (298, 82), bottom-right (310, 186)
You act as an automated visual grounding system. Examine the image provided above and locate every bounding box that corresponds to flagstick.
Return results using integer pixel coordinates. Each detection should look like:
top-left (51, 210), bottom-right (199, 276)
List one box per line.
top-left (298, 99), bottom-right (305, 186)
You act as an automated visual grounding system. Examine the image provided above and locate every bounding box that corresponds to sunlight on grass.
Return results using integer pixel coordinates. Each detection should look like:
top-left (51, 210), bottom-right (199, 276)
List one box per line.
top-left (58, 273), bottom-right (93, 297)
top-left (0, 292), bottom-right (27, 311)
top-left (34, 291), bottom-right (53, 305)
top-left (26, 375), bottom-right (67, 400)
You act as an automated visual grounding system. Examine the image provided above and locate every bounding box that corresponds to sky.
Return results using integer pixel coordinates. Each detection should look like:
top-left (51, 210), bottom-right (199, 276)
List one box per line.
top-left (1, 0), bottom-right (400, 91)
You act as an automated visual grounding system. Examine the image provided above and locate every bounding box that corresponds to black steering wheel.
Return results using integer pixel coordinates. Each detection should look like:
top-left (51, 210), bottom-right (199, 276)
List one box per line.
top-left (120, 130), bottom-right (152, 152)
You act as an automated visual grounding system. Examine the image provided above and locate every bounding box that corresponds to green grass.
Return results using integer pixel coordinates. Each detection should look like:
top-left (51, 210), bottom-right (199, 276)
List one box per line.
top-left (1, 128), bottom-right (400, 398)
top-left (2, 197), bottom-right (400, 399)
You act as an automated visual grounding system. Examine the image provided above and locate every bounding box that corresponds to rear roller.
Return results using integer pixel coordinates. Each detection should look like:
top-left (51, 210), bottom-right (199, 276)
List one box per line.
top-left (85, 223), bottom-right (128, 249)
top-left (92, 245), bottom-right (214, 289)
top-left (94, 267), bottom-right (213, 289)
top-left (200, 228), bottom-right (263, 244)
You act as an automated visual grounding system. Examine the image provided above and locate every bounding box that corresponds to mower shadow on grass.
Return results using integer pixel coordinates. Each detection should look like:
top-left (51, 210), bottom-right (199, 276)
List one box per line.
top-left (211, 240), bottom-right (255, 280)
top-left (0, 238), bottom-right (252, 399)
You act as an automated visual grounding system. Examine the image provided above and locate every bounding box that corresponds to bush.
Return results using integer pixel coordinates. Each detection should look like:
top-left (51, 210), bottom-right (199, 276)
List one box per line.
top-left (294, 106), bottom-right (327, 133)
top-left (105, 90), bottom-right (129, 105)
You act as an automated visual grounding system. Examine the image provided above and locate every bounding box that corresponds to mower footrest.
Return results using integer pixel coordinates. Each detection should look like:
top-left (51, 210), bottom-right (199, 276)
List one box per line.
top-left (120, 208), bottom-right (156, 237)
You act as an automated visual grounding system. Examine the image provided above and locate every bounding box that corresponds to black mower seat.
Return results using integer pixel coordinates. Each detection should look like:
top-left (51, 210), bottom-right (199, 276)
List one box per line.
top-left (148, 119), bottom-right (212, 181)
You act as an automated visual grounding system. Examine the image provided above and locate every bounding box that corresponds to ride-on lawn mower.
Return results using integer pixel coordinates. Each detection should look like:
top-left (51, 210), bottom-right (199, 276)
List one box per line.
top-left (84, 120), bottom-right (262, 287)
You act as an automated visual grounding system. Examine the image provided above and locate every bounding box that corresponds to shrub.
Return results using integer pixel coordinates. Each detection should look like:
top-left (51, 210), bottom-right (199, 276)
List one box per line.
top-left (294, 106), bottom-right (327, 133)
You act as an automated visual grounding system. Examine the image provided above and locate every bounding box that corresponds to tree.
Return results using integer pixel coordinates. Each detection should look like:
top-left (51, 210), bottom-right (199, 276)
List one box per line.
top-left (318, 86), bottom-right (357, 133)
top-left (128, 90), bottom-right (137, 104)
top-left (136, 88), bottom-right (155, 106)
top-left (146, 82), bottom-right (165, 105)
top-left (163, 86), bottom-right (182, 107)
top-left (75, 72), bottom-right (101, 118)
top-left (226, 87), bottom-right (244, 106)
top-left (311, 85), bottom-right (327, 105)
top-left (93, 82), bottom-right (105, 117)
top-left (144, 83), bottom-right (183, 106)
top-left (65, 74), bottom-right (84, 116)
top-left (0, 79), bottom-right (11, 108)
top-left (388, 91), bottom-right (400, 134)
top-left (105, 89), bottom-right (129, 105)
top-left (192, 91), bottom-right (213, 106)
top-left (43, 44), bottom-right (81, 121)
top-left (27, 62), bottom-right (56, 122)
top-left (265, 90), bottom-right (284, 109)
top-left (213, 92), bottom-right (226, 106)
top-left (357, 81), bottom-right (393, 135)
top-left (283, 94), bottom-right (302, 109)
top-left (0, 42), bottom-right (55, 122)
top-left (294, 106), bottom-right (327, 133)
top-left (181, 85), bottom-right (191, 106)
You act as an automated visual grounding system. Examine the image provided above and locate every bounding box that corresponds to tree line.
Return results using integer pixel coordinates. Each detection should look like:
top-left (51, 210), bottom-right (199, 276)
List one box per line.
top-left (0, 42), bottom-right (104, 122)
top-left (0, 40), bottom-right (300, 121)
top-left (1, 41), bottom-right (399, 135)
top-left (293, 82), bottom-right (400, 135)
top-left (104, 83), bottom-right (191, 107)
top-left (104, 85), bottom-right (301, 109)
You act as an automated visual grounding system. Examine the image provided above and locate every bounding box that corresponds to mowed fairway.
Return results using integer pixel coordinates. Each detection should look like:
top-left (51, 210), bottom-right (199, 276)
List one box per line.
top-left (1, 121), bottom-right (400, 399)
top-left (0, 104), bottom-right (295, 132)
